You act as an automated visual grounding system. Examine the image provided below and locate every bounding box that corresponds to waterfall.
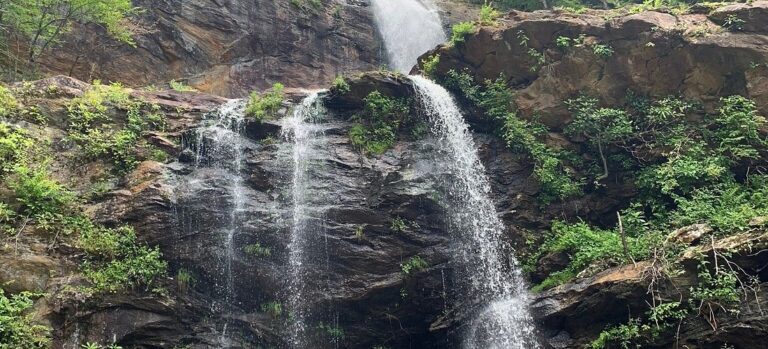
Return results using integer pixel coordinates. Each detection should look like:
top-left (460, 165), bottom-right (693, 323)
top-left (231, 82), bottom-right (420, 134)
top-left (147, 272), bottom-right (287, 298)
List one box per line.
top-left (281, 93), bottom-right (328, 348)
top-left (182, 99), bottom-right (248, 346)
top-left (370, 0), bottom-right (446, 72)
top-left (411, 76), bottom-right (538, 349)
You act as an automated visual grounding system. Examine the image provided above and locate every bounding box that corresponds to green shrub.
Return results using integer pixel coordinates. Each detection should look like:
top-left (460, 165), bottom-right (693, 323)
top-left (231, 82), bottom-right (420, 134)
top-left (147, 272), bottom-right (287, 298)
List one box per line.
top-left (534, 220), bottom-right (658, 290)
top-left (245, 83), bottom-right (285, 122)
top-left (671, 178), bottom-right (768, 233)
top-left (592, 44), bottom-right (614, 58)
top-left (318, 322), bottom-right (345, 339)
top-left (8, 165), bottom-right (73, 217)
top-left (348, 91), bottom-right (410, 155)
top-left (478, 2), bottom-right (501, 26)
top-left (556, 36), bottom-right (572, 49)
top-left (722, 14), bottom-right (745, 31)
top-left (0, 289), bottom-right (50, 349)
top-left (169, 80), bottom-right (196, 92)
top-left (713, 96), bottom-right (767, 161)
top-left (0, 123), bottom-right (33, 174)
top-left (243, 243), bottom-right (271, 257)
top-left (450, 22), bottom-right (476, 46)
top-left (177, 269), bottom-right (195, 291)
top-left (78, 225), bottom-right (168, 294)
top-left (390, 216), bottom-right (408, 233)
top-left (442, 70), bottom-right (583, 202)
top-left (421, 54), bottom-right (440, 78)
top-left (332, 75), bottom-right (350, 94)
top-left (0, 85), bottom-right (19, 118)
top-left (401, 256), bottom-right (428, 275)
top-left (261, 301), bottom-right (282, 317)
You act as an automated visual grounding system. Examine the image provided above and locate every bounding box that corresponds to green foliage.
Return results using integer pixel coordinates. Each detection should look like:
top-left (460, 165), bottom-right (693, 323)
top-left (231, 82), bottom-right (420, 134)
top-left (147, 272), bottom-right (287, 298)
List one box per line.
top-left (713, 96), bottom-right (767, 161)
top-left (245, 83), bottom-right (285, 122)
top-left (534, 220), bottom-right (657, 290)
top-left (0, 123), bottom-right (33, 175)
top-left (450, 22), bottom-right (476, 46)
top-left (722, 14), bottom-right (745, 31)
top-left (65, 82), bottom-right (167, 174)
top-left (690, 259), bottom-right (741, 315)
top-left (421, 54), bottom-right (440, 78)
top-left (442, 70), bottom-right (582, 202)
top-left (260, 301), bottom-right (282, 317)
top-left (318, 322), bottom-right (345, 339)
top-left (390, 216), bottom-right (408, 233)
top-left (169, 80), bottom-right (196, 92)
top-left (243, 243), bottom-right (272, 257)
top-left (592, 43), bottom-right (614, 58)
top-left (7, 165), bottom-right (73, 217)
top-left (401, 256), bottom-right (428, 275)
top-left (332, 76), bottom-right (350, 94)
top-left (0, 85), bottom-right (19, 118)
top-left (354, 225), bottom-right (364, 240)
top-left (349, 91), bottom-right (411, 155)
top-left (590, 319), bottom-right (642, 349)
top-left (0, 0), bottom-right (138, 77)
top-left (290, 0), bottom-right (323, 14)
top-left (671, 178), bottom-right (768, 233)
top-left (478, 2), bottom-right (501, 26)
top-left (0, 289), bottom-right (49, 349)
top-left (176, 269), bottom-right (195, 291)
top-left (555, 36), bottom-right (572, 49)
top-left (78, 224), bottom-right (167, 294)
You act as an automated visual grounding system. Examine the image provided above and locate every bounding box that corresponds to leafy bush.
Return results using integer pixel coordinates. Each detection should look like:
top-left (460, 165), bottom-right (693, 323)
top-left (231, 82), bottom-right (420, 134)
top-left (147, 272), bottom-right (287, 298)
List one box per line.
top-left (245, 83), bottom-right (285, 122)
top-left (401, 256), bottom-right (428, 275)
top-left (7, 165), bottom-right (73, 217)
top-left (243, 243), bottom-right (271, 257)
top-left (533, 220), bottom-right (657, 291)
top-left (0, 289), bottom-right (50, 349)
top-left (169, 80), bottom-right (196, 92)
top-left (421, 54), bottom-right (440, 78)
top-left (671, 178), bottom-right (768, 233)
top-left (332, 75), bottom-right (350, 94)
top-left (478, 2), bottom-right (501, 26)
top-left (261, 301), bottom-right (282, 317)
top-left (442, 70), bottom-right (582, 202)
top-left (592, 43), bottom-right (614, 58)
top-left (450, 22), bottom-right (476, 46)
top-left (349, 91), bottom-right (411, 155)
top-left (0, 85), bottom-right (19, 118)
top-left (78, 224), bottom-right (168, 294)
top-left (0, 123), bottom-right (33, 175)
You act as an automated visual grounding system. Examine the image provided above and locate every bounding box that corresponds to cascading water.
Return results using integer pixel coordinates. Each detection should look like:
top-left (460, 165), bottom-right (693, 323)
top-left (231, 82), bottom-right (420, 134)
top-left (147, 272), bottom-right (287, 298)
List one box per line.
top-left (281, 93), bottom-right (329, 348)
top-left (370, 0), bottom-right (446, 72)
top-left (411, 76), bottom-right (538, 349)
top-left (180, 99), bottom-right (248, 347)
top-left (370, 0), bottom-right (539, 346)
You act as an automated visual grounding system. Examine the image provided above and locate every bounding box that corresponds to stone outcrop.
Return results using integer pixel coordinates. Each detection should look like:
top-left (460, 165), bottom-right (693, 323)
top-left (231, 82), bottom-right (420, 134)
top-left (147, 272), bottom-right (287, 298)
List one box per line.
top-left (533, 231), bottom-right (768, 349)
top-left (420, 2), bottom-right (768, 128)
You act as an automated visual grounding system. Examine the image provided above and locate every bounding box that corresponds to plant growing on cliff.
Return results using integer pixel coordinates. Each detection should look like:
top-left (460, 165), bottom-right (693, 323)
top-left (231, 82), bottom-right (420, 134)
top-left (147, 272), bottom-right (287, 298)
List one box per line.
top-left (0, 289), bottom-right (50, 349)
top-left (245, 83), bottom-right (285, 122)
top-left (401, 256), bottom-right (428, 275)
top-left (450, 22), bottom-right (476, 46)
top-left (722, 14), bottom-right (745, 31)
top-left (566, 96), bottom-right (634, 183)
top-left (0, 85), bottom-right (19, 117)
top-left (0, 123), bottom-right (33, 175)
top-left (261, 301), bottom-right (282, 317)
top-left (441, 70), bottom-right (582, 202)
top-left (169, 80), bottom-right (196, 92)
top-left (0, 0), bottom-right (139, 78)
top-left (332, 75), bottom-right (350, 94)
top-left (348, 91), bottom-right (410, 155)
top-left (478, 2), bottom-right (501, 26)
top-left (421, 54), bottom-right (440, 78)
top-left (243, 242), bottom-right (272, 257)
top-left (592, 43), bottom-right (614, 58)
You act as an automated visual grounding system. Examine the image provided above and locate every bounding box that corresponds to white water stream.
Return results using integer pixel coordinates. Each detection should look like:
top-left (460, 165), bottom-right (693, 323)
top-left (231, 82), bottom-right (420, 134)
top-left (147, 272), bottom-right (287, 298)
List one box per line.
top-left (370, 0), bottom-right (446, 72)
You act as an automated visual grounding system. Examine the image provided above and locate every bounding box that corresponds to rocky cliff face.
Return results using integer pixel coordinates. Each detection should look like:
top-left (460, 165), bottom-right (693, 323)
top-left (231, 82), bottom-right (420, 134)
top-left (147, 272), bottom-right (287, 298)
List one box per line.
top-left (421, 1), bottom-right (768, 128)
top-left (34, 0), bottom-right (479, 98)
top-left (3, 3), bottom-right (768, 349)
top-left (37, 0), bottom-right (383, 97)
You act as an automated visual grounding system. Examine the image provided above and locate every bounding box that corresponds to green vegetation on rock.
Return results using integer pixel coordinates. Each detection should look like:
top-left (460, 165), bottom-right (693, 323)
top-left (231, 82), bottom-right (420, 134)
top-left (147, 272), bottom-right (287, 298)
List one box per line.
top-left (348, 91), bottom-right (413, 155)
top-left (0, 289), bottom-right (49, 349)
top-left (245, 83), bottom-right (285, 122)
